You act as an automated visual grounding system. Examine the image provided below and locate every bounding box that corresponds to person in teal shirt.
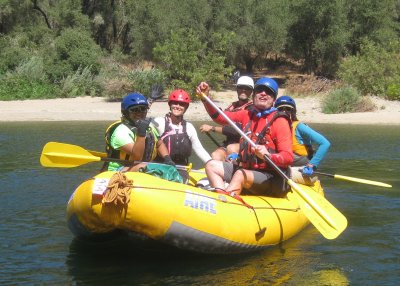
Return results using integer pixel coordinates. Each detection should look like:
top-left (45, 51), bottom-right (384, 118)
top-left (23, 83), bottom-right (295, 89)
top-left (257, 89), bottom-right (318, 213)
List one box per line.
top-left (275, 96), bottom-right (331, 176)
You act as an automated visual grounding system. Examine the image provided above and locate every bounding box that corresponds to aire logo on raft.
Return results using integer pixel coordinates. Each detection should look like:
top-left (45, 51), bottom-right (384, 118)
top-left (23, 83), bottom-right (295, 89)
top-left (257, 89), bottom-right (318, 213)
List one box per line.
top-left (184, 192), bottom-right (217, 215)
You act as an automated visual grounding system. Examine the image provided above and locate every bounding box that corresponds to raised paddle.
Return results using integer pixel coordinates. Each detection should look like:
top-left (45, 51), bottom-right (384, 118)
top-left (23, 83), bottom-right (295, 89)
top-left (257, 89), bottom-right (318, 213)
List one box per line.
top-left (40, 142), bottom-right (204, 172)
top-left (314, 171), bottom-right (392, 188)
top-left (198, 92), bottom-right (347, 239)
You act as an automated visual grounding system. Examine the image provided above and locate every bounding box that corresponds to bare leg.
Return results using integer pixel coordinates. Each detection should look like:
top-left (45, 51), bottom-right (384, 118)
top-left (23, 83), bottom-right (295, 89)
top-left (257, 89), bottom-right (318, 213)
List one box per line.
top-left (226, 143), bottom-right (239, 154)
top-left (225, 169), bottom-right (254, 195)
top-left (211, 148), bottom-right (227, 161)
top-left (205, 159), bottom-right (226, 189)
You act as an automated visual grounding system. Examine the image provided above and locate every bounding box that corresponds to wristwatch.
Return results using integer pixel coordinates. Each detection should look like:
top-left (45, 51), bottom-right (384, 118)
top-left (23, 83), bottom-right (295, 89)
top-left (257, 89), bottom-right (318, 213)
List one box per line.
top-left (211, 126), bottom-right (216, 132)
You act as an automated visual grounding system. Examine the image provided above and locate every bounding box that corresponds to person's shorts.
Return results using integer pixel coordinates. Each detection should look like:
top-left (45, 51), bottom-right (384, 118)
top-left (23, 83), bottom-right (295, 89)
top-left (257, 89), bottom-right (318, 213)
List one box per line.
top-left (292, 154), bottom-right (309, 166)
top-left (222, 162), bottom-right (288, 197)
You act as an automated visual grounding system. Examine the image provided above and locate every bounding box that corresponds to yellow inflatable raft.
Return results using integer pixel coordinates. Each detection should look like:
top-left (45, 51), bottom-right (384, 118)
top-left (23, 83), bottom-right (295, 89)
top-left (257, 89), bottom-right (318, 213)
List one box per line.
top-left (67, 170), bottom-right (324, 254)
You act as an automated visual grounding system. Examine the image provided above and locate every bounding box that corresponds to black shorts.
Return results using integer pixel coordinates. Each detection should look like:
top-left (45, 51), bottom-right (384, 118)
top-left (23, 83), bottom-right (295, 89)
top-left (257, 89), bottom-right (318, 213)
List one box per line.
top-left (222, 162), bottom-right (288, 197)
top-left (292, 154), bottom-right (309, 166)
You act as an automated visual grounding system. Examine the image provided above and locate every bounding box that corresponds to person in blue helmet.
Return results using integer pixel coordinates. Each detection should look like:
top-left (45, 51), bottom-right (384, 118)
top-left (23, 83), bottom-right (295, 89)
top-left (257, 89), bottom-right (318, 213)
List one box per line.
top-left (196, 77), bottom-right (293, 198)
top-left (103, 92), bottom-right (174, 172)
top-left (274, 95), bottom-right (331, 176)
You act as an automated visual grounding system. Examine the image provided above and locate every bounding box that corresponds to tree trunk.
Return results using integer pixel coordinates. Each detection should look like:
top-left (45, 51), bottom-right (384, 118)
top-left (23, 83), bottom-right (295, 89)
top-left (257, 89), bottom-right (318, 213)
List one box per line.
top-left (32, 0), bottom-right (52, 29)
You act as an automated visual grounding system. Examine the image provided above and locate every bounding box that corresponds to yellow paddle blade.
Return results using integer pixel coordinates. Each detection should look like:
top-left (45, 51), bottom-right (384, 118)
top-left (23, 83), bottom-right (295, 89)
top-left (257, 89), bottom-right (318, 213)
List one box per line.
top-left (334, 174), bottom-right (392, 188)
top-left (88, 150), bottom-right (107, 158)
top-left (288, 179), bottom-right (347, 239)
top-left (40, 142), bottom-right (101, 168)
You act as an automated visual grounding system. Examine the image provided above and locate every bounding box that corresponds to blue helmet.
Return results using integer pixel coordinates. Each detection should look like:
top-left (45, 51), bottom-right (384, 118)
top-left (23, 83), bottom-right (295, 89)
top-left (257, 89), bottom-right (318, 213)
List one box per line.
top-left (121, 93), bottom-right (148, 111)
top-left (275, 95), bottom-right (296, 110)
top-left (254, 77), bottom-right (279, 98)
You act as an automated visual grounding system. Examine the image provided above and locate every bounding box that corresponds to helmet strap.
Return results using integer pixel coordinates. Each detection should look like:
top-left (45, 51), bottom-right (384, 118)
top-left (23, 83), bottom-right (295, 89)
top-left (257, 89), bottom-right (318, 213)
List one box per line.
top-left (121, 116), bottom-right (133, 126)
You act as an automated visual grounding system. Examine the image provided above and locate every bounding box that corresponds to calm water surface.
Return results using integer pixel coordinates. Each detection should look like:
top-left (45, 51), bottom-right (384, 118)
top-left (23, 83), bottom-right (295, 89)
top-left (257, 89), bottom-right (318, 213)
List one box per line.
top-left (0, 122), bottom-right (399, 285)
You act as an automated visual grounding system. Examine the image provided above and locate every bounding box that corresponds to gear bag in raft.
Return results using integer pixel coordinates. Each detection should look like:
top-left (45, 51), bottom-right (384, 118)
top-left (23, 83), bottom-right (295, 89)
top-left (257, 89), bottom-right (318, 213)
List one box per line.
top-left (140, 163), bottom-right (183, 183)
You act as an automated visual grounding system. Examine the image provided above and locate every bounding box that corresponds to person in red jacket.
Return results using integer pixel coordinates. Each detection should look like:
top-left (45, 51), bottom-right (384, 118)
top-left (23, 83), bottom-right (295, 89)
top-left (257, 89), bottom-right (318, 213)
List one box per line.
top-left (196, 77), bottom-right (293, 197)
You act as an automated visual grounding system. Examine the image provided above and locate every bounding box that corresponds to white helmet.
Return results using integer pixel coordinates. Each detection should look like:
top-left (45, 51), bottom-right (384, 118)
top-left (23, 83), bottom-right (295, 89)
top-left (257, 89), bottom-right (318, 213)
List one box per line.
top-left (236, 76), bottom-right (254, 89)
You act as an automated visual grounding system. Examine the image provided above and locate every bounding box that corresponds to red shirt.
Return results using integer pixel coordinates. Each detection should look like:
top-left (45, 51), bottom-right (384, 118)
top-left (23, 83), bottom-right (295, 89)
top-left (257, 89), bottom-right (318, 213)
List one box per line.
top-left (204, 101), bottom-right (293, 168)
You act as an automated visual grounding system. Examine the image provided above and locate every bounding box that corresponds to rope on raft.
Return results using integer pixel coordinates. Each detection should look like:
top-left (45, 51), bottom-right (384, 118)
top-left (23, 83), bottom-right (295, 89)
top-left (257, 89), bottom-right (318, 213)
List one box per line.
top-left (102, 172), bottom-right (133, 206)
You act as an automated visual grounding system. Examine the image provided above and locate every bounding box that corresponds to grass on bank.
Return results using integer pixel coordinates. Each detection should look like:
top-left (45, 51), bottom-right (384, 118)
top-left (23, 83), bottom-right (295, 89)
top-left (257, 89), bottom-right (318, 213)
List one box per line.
top-left (322, 86), bottom-right (376, 114)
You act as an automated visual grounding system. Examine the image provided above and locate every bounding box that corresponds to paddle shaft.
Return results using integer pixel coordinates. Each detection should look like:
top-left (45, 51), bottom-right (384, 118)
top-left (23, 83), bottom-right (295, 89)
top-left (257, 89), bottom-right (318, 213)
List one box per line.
top-left (87, 150), bottom-right (202, 172)
top-left (205, 131), bottom-right (223, 148)
top-left (314, 171), bottom-right (392, 188)
top-left (85, 155), bottom-right (193, 172)
top-left (201, 95), bottom-right (287, 179)
top-left (314, 171), bottom-right (334, 178)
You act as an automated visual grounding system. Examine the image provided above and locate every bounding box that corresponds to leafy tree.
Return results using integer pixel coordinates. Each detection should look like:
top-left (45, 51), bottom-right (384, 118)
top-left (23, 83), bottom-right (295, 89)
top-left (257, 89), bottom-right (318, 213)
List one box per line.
top-left (338, 39), bottom-right (400, 99)
top-left (153, 28), bottom-right (231, 93)
top-left (124, 0), bottom-right (211, 60)
top-left (345, 0), bottom-right (400, 54)
top-left (46, 28), bottom-right (102, 80)
top-left (211, 0), bottom-right (291, 73)
top-left (81, 0), bottom-right (131, 52)
top-left (287, 0), bottom-right (349, 76)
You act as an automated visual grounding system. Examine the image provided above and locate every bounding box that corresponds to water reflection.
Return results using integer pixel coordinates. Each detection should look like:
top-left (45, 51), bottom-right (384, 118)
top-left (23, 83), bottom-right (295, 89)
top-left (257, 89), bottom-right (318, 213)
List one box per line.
top-left (66, 227), bottom-right (349, 285)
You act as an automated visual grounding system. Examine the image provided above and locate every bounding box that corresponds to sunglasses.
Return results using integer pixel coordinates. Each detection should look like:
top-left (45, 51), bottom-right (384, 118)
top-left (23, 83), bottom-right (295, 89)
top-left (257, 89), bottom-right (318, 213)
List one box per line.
top-left (278, 106), bottom-right (294, 112)
top-left (254, 86), bottom-right (274, 95)
top-left (128, 106), bottom-right (148, 113)
top-left (170, 101), bottom-right (188, 107)
top-left (237, 85), bottom-right (253, 91)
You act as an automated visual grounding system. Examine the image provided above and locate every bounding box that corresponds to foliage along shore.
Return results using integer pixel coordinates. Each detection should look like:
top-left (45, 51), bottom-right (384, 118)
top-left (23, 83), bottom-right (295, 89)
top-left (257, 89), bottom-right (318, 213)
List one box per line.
top-left (1, 0), bottom-right (399, 113)
top-left (1, 93), bottom-right (399, 125)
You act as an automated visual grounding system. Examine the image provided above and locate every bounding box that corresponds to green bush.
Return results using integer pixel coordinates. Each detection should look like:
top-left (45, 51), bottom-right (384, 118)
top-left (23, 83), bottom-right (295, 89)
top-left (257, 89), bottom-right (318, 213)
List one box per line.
top-left (58, 66), bottom-right (103, 98)
top-left (0, 35), bottom-right (33, 73)
top-left (386, 82), bottom-right (400, 101)
top-left (338, 40), bottom-right (400, 99)
top-left (46, 28), bottom-right (102, 80)
top-left (0, 75), bottom-right (57, 100)
top-left (127, 68), bottom-right (167, 97)
top-left (0, 56), bottom-right (59, 100)
top-left (14, 56), bottom-right (47, 82)
top-left (322, 86), bottom-right (375, 114)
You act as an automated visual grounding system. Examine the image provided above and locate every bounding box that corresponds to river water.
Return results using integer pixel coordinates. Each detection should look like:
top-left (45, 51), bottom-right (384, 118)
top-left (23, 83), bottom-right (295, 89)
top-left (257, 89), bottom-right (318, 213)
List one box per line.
top-left (0, 122), bottom-right (399, 285)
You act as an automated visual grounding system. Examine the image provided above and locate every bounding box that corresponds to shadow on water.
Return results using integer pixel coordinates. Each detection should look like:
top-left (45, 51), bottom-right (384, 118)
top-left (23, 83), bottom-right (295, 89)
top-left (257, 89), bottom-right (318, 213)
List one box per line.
top-left (66, 228), bottom-right (349, 285)
top-left (66, 236), bottom-right (257, 285)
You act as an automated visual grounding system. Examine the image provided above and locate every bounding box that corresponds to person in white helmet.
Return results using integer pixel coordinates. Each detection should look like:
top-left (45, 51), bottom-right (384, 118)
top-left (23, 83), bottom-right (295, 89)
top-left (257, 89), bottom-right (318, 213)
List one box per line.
top-left (199, 75), bottom-right (254, 161)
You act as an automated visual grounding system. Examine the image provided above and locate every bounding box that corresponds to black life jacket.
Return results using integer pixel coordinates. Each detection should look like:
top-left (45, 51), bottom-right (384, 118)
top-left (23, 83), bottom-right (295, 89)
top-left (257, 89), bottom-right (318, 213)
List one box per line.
top-left (102, 120), bottom-right (157, 171)
top-left (221, 101), bottom-right (252, 146)
top-left (160, 115), bottom-right (192, 165)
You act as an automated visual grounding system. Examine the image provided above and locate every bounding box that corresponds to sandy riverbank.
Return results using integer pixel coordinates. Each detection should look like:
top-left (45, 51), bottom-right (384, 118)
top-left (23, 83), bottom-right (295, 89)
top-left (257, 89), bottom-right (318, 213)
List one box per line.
top-left (1, 90), bottom-right (399, 124)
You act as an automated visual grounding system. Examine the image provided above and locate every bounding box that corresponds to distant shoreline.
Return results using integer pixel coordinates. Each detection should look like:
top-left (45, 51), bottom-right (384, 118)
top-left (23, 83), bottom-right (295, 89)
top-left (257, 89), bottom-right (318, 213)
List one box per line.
top-left (1, 92), bottom-right (399, 124)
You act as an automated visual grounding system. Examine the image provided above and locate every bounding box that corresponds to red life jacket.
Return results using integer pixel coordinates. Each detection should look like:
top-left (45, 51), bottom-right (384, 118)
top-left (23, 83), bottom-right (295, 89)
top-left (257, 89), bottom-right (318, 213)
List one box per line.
top-left (239, 111), bottom-right (290, 170)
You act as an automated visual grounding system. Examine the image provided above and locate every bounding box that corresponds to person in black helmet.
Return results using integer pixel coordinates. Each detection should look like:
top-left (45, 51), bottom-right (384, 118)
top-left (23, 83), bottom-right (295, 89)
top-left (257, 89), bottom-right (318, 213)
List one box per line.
top-left (104, 92), bottom-right (174, 172)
